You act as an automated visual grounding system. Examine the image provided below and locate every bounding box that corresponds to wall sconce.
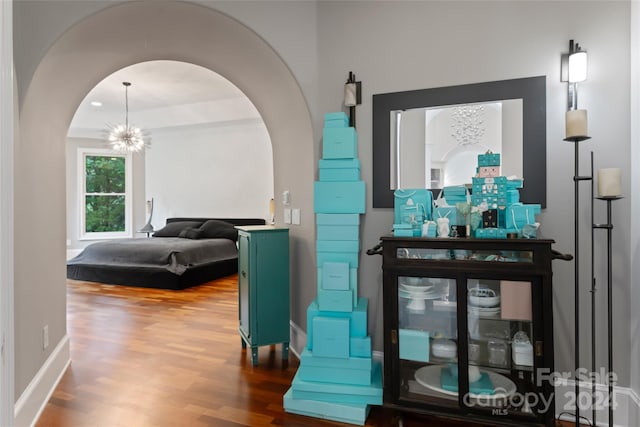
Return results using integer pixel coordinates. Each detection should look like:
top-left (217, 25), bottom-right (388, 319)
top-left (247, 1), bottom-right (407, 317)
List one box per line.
top-left (344, 71), bottom-right (362, 127)
top-left (561, 39), bottom-right (588, 110)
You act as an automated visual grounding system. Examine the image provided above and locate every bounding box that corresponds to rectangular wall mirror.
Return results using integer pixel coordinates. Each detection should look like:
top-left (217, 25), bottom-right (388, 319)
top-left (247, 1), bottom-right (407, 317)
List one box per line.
top-left (372, 76), bottom-right (546, 208)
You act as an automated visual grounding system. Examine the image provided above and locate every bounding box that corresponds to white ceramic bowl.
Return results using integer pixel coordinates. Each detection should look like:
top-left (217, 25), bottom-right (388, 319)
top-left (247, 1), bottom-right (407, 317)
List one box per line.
top-left (468, 288), bottom-right (500, 307)
top-left (432, 339), bottom-right (457, 359)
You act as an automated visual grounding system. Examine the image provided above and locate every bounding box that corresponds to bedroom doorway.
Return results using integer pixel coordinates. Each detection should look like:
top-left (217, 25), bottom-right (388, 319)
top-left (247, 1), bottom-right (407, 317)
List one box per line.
top-left (66, 60), bottom-right (275, 255)
top-left (15, 2), bottom-right (314, 424)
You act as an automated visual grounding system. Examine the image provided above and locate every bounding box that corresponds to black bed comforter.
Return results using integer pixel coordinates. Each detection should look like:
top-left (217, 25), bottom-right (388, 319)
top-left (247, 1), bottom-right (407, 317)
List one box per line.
top-left (67, 237), bottom-right (238, 275)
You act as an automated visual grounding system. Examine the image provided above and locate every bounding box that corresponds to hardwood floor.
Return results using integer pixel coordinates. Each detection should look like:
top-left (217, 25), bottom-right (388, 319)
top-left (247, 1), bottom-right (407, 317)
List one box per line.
top-left (36, 275), bottom-right (571, 427)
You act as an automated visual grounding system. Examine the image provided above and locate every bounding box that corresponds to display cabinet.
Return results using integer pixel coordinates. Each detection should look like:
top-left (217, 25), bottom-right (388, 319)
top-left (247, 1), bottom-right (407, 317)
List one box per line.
top-left (378, 236), bottom-right (556, 427)
top-left (237, 226), bottom-right (290, 366)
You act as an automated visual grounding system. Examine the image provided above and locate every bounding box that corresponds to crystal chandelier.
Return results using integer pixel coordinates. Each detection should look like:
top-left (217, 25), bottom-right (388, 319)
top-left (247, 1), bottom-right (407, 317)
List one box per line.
top-left (450, 105), bottom-right (486, 146)
top-left (107, 82), bottom-right (150, 153)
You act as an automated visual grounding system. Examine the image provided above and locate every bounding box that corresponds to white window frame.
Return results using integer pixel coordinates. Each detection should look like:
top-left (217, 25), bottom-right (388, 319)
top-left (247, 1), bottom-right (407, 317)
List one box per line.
top-left (77, 147), bottom-right (132, 240)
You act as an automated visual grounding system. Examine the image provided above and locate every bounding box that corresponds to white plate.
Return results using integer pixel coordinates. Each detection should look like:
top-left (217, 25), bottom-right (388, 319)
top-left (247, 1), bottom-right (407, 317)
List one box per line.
top-left (400, 283), bottom-right (435, 293)
top-left (414, 365), bottom-right (517, 399)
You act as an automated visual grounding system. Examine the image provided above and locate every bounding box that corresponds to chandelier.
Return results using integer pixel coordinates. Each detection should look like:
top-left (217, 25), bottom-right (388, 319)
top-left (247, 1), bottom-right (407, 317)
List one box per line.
top-left (450, 105), bottom-right (486, 146)
top-left (107, 82), bottom-right (150, 153)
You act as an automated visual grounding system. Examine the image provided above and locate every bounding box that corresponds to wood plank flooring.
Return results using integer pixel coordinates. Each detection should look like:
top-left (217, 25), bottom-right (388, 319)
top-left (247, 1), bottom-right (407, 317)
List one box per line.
top-left (36, 275), bottom-right (570, 427)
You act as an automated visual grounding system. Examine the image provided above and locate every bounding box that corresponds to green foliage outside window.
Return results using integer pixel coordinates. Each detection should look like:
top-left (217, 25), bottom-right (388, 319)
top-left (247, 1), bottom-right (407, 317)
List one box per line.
top-left (85, 156), bottom-right (126, 233)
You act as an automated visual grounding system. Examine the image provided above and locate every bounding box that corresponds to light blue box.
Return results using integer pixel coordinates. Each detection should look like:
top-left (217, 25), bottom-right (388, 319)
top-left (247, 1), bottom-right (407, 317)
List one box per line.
top-left (478, 152), bottom-right (501, 166)
top-left (393, 223), bottom-right (414, 237)
top-left (316, 240), bottom-right (360, 269)
top-left (318, 289), bottom-right (353, 312)
top-left (307, 298), bottom-right (368, 350)
top-left (314, 181), bottom-right (365, 214)
top-left (317, 251), bottom-right (359, 268)
top-left (317, 214), bottom-right (360, 225)
top-left (350, 336), bottom-right (372, 358)
top-left (317, 224), bottom-right (360, 241)
top-left (300, 348), bottom-right (372, 370)
top-left (323, 127), bottom-right (357, 159)
top-left (290, 362), bottom-right (383, 406)
top-left (313, 317), bottom-right (350, 358)
top-left (317, 267), bottom-right (358, 306)
top-left (319, 159), bottom-right (361, 182)
top-left (299, 349), bottom-right (371, 385)
top-left (475, 228), bottom-right (508, 239)
top-left (317, 240), bottom-right (359, 253)
top-left (321, 262), bottom-right (349, 290)
top-left (283, 388), bottom-right (371, 426)
top-left (399, 329), bottom-right (430, 363)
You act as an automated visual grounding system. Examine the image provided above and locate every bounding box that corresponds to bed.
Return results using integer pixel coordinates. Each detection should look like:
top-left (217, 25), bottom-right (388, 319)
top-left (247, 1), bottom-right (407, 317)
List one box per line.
top-left (66, 217), bottom-right (266, 290)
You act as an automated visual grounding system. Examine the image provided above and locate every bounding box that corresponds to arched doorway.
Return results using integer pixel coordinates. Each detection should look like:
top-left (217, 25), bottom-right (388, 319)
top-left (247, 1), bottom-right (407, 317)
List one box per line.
top-left (14, 2), bottom-right (314, 424)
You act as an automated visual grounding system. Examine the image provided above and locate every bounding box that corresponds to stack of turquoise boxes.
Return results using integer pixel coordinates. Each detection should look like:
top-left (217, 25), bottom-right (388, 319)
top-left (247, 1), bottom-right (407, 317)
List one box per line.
top-left (283, 112), bottom-right (382, 425)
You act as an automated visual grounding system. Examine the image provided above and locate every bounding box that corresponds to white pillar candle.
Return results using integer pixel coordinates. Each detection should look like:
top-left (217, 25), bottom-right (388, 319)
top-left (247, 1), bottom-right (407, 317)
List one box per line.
top-left (344, 82), bottom-right (357, 107)
top-left (598, 168), bottom-right (622, 197)
top-left (565, 109), bottom-right (588, 139)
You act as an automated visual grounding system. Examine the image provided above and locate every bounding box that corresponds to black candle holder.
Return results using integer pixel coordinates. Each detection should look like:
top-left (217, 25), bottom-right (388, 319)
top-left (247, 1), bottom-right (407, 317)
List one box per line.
top-left (593, 195), bottom-right (622, 427)
top-left (564, 135), bottom-right (592, 427)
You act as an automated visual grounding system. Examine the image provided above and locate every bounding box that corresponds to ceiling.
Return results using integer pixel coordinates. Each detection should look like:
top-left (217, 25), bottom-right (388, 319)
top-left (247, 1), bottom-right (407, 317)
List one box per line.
top-left (68, 60), bottom-right (262, 138)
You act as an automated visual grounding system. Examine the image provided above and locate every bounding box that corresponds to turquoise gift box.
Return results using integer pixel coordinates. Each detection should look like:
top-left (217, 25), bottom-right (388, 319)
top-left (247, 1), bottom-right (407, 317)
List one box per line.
top-left (283, 388), bottom-right (370, 426)
top-left (399, 329), bottom-right (430, 363)
top-left (317, 266), bottom-right (358, 306)
top-left (316, 239), bottom-right (360, 268)
top-left (313, 316), bottom-right (350, 358)
top-left (323, 127), bottom-right (357, 159)
top-left (298, 349), bottom-right (372, 385)
top-left (307, 298), bottom-right (368, 350)
top-left (317, 224), bottom-right (359, 241)
top-left (350, 336), bottom-right (372, 358)
top-left (314, 181), bottom-right (365, 214)
top-left (324, 111), bottom-right (349, 124)
top-left (318, 159), bottom-right (360, 182)
top-left (290, 362), bottom-right (383, 405)
top-left (318, 289), bottom-right (354, 312)
top-left (478, 152), bottom-right (501, 166)
top-left (316, 213), bottom-right (360, 225)
top-left (320, 261), bottom-right (349, 290)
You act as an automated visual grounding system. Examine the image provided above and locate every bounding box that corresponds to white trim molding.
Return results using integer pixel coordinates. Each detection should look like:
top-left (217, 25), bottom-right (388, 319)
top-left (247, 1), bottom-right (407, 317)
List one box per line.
top-left (0, 0), bottom-right (14, 425)
top-left (14, 335), bottom-right (70, 427)
top-left (555, 379), bottom-right (640, 427)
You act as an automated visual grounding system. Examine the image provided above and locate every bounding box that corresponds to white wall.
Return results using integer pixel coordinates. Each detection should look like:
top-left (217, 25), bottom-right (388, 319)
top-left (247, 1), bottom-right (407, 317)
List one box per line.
top-left (145, 121), bottom-right (274, 227)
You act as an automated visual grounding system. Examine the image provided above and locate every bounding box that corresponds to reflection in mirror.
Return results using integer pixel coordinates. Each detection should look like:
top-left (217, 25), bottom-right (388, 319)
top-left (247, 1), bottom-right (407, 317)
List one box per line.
top-left (390, 100), bottom-right (523, 190)
top-left (372, 76), bottom-right (546, 208)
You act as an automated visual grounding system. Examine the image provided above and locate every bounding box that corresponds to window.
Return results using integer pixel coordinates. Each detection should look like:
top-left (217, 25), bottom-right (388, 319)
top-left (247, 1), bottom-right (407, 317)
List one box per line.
top-left (78, 148), bottom-right (132, 239)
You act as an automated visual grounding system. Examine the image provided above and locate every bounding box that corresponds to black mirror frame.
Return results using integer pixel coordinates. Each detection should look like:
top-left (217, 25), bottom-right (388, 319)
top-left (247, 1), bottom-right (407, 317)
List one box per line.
top-left (372, 76), bottom-right (547, 208)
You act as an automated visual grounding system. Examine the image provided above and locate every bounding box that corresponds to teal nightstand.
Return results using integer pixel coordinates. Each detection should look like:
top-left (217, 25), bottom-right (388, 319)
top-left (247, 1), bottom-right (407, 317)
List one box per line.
top-left (236, 226), bottom-right (290, 366)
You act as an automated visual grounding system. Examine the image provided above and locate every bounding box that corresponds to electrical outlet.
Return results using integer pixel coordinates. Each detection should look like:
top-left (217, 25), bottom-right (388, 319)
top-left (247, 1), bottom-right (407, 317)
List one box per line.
top-left (43, 325), bottom-right (49, 350)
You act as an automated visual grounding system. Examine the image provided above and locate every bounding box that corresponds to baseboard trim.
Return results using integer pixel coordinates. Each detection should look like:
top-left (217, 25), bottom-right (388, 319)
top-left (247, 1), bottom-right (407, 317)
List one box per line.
top-left (555, 379), bottom-right (640, 427)
top-left (14, 335), bottom-right (71, 427)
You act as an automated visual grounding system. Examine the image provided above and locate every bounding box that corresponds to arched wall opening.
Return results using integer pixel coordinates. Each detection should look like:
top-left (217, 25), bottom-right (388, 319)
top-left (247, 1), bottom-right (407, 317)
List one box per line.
top-left (15, 0), bottom-right (314, 407)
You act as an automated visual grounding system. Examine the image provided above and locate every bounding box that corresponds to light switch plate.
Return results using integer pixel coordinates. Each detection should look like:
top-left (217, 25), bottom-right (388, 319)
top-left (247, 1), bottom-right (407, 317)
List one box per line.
top-left (292, 208), bottom-right (301, 225)
top-left (284, 208), bottom-right (292, 224)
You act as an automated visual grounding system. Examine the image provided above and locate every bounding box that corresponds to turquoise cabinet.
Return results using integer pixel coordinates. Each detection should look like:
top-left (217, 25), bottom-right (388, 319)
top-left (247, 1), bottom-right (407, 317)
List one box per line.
top-left (237, 226), bottom-right (290, 366)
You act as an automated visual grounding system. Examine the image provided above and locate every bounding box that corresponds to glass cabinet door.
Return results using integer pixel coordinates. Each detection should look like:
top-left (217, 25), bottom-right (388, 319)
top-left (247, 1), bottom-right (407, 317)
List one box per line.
top-left (396, 275), bottom-right (458, 408)
top-left (465, 278), bottom-right (538, 418)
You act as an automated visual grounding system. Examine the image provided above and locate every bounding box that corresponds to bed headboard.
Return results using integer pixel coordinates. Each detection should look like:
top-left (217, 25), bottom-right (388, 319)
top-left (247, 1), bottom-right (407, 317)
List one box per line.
top-left (166, 217), bottom-right (266, 226)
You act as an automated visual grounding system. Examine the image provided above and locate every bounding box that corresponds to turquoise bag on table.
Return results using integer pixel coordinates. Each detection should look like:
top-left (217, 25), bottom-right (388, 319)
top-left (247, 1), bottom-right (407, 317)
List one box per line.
top-left (433, 186), bottom-right (470, 226)
top-left (394, 189), bottom-right (433, 236)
